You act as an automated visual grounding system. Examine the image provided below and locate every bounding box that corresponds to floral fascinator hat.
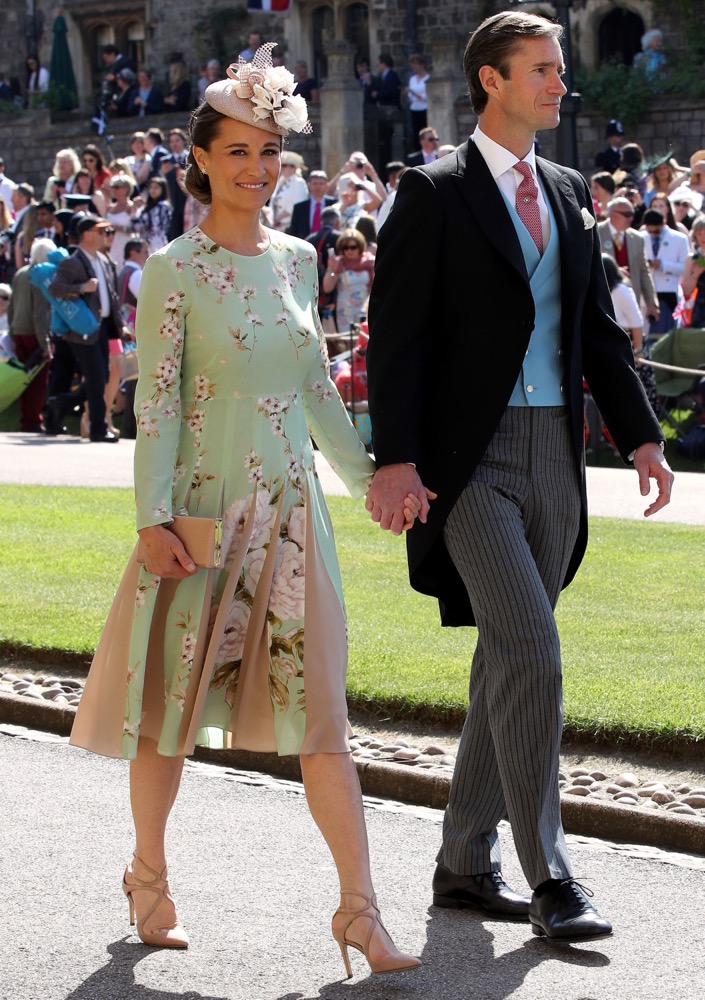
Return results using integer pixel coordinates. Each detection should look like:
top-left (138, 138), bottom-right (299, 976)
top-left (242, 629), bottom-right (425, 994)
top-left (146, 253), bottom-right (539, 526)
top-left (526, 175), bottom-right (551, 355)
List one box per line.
top-left (205, 43), bottom-right (312, 136)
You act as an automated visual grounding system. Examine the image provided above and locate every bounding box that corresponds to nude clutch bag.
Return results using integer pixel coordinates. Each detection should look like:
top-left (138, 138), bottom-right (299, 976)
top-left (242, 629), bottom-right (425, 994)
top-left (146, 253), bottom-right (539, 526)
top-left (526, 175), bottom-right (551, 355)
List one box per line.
top-left (137, 514), bottom-right (223, 569)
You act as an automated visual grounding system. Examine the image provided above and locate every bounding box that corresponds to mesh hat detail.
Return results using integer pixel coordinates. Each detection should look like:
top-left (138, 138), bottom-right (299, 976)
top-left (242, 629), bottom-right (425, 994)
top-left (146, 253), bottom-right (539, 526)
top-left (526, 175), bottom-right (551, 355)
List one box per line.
top-left (204, 43), bottom-right (312, 136)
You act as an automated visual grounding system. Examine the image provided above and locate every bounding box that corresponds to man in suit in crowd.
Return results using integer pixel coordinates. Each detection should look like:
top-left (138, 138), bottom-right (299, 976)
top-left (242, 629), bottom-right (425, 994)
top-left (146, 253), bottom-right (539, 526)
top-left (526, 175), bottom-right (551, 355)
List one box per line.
top-left (287, 170), bottom-right (336, 240)
top-left (49, 215), bottom-right (126, 443)
top-left (366, 11), bottom-right (672, 942)
top-left (594, 118), bottom-right (624, 174)
top-left (599, 197), bottom-right (659, 321)
top-left (406, 127), bottom-right (440, 167)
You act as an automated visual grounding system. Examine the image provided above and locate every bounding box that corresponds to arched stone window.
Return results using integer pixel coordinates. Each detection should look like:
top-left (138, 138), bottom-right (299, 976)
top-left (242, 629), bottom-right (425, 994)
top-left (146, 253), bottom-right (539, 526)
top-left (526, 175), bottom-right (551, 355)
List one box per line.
top-left (598, 8), bottom-right (645, 66)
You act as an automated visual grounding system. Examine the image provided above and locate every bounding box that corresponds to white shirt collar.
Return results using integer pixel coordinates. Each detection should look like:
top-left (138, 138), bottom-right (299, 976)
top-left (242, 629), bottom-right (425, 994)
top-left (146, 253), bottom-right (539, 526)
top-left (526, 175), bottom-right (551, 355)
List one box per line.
top-left (472, 125), bottom-right (537, 181)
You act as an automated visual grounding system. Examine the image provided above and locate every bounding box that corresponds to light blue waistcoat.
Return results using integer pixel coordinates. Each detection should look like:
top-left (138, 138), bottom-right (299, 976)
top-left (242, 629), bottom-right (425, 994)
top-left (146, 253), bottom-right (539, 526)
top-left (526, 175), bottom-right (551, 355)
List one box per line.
top-left (502, 184), bottom-right (566, 406)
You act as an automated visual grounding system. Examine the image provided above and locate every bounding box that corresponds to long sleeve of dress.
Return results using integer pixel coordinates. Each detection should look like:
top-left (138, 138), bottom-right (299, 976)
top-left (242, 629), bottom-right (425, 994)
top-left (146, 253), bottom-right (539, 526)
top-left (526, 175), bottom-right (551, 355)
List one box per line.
top-left (303, 268), bottom-right (375, 499)
top-left (133, 252), bottom-right (187, 530)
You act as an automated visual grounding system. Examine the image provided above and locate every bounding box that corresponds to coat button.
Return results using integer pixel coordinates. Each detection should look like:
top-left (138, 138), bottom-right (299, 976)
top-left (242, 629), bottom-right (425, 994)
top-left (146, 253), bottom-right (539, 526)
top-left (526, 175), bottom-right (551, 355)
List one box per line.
top-left (526, 384), bottom-right (534, 393)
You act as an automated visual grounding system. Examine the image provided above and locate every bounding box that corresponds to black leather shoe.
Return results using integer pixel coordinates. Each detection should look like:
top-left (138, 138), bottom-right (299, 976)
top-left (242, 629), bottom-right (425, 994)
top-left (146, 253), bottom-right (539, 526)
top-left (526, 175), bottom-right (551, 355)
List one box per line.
top-left (42, 398), bottom-right (68, 436)
top-left (432, 864), bottom-right (530, 921)
top-left (529, 879), bottom-right (613, 941)
top-left (89, 431), bottom-right (120, 443)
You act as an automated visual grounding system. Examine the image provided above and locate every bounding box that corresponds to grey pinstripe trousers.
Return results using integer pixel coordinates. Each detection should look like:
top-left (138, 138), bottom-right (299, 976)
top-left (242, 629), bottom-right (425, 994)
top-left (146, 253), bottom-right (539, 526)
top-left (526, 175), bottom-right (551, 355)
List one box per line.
top-left (439, 406), bottom-right (582, 889)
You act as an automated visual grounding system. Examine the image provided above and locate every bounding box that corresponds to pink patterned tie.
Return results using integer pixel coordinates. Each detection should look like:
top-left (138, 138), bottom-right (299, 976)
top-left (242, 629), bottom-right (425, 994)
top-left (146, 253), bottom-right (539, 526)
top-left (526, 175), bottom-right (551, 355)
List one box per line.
top-left (514, 161), bottom-right (543, 255)
top-left (312, 199), bottom-right (321, 232)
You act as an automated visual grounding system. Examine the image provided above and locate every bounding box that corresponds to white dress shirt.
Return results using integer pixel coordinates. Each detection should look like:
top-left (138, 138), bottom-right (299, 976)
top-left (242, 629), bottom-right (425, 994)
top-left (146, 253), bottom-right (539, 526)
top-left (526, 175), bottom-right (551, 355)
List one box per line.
top-left (83, 249), bottom-right (111, 317)
top-left (472, 126), bottom-right (551, 249)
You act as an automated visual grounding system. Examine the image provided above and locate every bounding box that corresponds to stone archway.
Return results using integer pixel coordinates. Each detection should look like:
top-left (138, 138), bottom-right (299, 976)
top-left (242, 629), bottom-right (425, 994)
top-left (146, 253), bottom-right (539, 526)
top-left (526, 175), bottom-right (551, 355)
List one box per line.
top-left (598, 8), bottom-right (645, 66)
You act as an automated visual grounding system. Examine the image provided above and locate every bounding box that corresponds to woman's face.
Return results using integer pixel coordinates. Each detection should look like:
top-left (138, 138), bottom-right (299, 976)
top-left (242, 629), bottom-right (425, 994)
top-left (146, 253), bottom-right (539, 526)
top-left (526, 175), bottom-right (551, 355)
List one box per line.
top-left (651, 197), bottom-right (669, 219)
top-left (340, 238), bottom-right (362, 259)
top-left (138, 71), bottom-right (150, 89)
top-left (148, 180), bottom-right (163, 200)
top-left (194, 118), bottom-right (281, 215)
top-left (58, 156), bottom-right (74, 180)
top-left (131, 137), bottom-right (144, 155)
top-left (81, 153), bottom-right (98, 175)
top-left (76, 173), bottom-right (92, 193)
top-left (695, 227), bottom-right (705, 251)
top-left (654, 164), bottom-right (670, 186)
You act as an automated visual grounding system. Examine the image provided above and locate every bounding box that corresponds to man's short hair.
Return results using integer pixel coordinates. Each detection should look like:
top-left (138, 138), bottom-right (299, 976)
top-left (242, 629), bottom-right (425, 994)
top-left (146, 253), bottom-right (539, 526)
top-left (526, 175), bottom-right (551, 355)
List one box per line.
top-left (419, 127), bottom-right (438, 141)
top-left (102, 44), bottom-right (119, 56)
top-left (321, 208), bottom-right (340, 226)
top-left (379, 52), bottom-right (394, 68)
top-left (169, 128), bottom-right (187, 142)
top-left (124, 238), bottom-right (147, 259)
top-left (37, 200), bottom-right (56, 214)
top-left (463, 11), bottom-right (563, 115)
top-left (308, 170), bottom-right (328, 182)
top-left (385, 161), bottom-right (405, 174)
top-left (15, 183), bottom-right (34, 202)
top-left (145, 127), bottom-right (164, 144)
top-left (591, 171), bottom-right (616, 195)
top-left (642, 209), bottom-right (665, 227)
top-left (607, 197), bottom-right (633, 214)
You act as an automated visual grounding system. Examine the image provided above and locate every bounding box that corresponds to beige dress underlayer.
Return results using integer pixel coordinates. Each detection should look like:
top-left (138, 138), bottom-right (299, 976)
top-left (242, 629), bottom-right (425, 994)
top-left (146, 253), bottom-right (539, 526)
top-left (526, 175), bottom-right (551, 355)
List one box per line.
top-left (70, 227), bottom-right (375, 760)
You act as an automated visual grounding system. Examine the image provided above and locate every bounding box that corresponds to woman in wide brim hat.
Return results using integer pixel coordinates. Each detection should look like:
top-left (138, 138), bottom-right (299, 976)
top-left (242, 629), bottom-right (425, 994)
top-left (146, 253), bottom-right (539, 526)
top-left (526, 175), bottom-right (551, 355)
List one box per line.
top-left (70, 42), bottom-right (421, 978)
top-left (644, 151), bottom-right (688, 205)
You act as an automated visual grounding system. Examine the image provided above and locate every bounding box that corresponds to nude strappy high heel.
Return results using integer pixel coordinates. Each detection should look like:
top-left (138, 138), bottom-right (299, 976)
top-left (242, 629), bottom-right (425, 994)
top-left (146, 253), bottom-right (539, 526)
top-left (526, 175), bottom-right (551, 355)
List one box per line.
top-left (122, 854), bottom-right (189, 949)
top-left (331, 890), bottom-right (421, 978)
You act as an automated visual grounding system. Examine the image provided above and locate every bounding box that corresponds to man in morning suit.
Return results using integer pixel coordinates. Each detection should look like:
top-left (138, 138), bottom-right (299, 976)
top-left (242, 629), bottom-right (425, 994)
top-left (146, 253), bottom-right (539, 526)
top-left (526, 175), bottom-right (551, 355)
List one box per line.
top-left (599, 197), bottom-right (659, 322)
top-left (366, 12), bottom-right (673, 941)
top-left (287, 171), bottom-right (336, 240)
top-left (49, 215), bottom-right (125, 443)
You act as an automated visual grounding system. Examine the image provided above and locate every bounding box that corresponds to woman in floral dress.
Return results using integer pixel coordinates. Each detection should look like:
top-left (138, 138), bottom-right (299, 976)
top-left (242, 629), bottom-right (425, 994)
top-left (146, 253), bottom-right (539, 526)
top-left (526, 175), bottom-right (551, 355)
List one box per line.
top-left (70, 45), bottom-right (421, 978)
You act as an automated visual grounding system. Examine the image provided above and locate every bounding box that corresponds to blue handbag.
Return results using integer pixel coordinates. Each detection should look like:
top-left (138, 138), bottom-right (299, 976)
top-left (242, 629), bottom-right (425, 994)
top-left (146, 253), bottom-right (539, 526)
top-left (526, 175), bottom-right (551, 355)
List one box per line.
top-left (29, 248), bottom-right (100, 339)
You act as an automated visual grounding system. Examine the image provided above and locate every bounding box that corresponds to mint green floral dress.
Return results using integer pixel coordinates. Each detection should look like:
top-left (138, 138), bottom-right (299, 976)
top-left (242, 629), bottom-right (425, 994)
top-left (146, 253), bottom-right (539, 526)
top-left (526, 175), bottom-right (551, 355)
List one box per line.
top-left (70, 227), bottom-right (375, 761)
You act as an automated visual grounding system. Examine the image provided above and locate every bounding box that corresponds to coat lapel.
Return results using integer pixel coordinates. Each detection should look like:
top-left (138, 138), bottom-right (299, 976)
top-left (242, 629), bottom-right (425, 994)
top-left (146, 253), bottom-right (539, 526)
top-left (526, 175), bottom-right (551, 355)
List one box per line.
top-left (452, 140), bottom-right (528, 284)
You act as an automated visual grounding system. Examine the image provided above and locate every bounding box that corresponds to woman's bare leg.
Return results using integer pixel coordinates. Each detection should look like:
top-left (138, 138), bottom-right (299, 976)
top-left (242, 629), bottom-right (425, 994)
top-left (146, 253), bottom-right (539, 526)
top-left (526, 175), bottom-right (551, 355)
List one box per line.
top-left (300, 752), bottom-right (419, 969)
top-left (126, 737), bottom-right (187, 938)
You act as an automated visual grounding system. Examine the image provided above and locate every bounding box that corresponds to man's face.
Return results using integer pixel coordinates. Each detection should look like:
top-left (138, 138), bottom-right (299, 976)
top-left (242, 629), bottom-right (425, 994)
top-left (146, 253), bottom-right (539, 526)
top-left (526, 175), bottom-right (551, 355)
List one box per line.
top-left (487, 36), bottom-right (567, 135)
top-left (672, 198), bottom-right (690, 222)
top-left (132, 245), bottom-right (149, 267)
top-left (102, 51), bottom-right (116, 67)
top-left (37, 207), bottom-right (54, 228)
top-left (11, 188), bottom-right (25, 212)
top-left (645, 219), bottom-right (664, 242)
top-left (80, 226), bottom-right (104, 252)
top-left (169, 133), bottom-right (186, 154)
top-left (609, 203), bottom-right (635, 232)
top-left (308, 176), bottom-right (327, 199)
top-left (420, 133), bottom-right (438, 153)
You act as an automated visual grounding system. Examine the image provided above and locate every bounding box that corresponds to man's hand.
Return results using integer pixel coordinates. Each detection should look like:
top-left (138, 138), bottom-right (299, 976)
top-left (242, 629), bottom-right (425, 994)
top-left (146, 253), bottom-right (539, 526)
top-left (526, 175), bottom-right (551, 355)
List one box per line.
top-left (646, 305), bottom-right (660, 322)
top-left (365, 463), bottom-right (437, 536)
top-left (83, 277), bottom-right (99, 294)
top-left (633, 442), bottom-right (674, 517)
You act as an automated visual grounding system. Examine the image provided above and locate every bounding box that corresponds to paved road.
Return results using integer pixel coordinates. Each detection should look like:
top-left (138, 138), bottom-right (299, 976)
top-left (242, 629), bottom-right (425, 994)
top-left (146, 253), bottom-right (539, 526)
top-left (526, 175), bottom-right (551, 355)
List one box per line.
top-left (2, 725), bottom-right (704, 1000)
top-left (1, 431), bottom-right (704, 524)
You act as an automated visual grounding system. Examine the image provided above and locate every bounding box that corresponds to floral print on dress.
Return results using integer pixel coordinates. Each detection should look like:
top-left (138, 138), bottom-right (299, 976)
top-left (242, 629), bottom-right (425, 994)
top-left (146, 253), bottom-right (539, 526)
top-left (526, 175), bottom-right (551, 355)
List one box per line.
top-left (123, 227), bottom-right (375, 759)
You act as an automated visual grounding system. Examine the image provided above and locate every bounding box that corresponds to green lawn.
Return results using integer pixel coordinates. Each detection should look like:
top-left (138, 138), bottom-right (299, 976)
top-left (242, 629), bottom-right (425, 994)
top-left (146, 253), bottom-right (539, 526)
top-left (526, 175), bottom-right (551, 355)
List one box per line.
top-left (0, 484), bottom-right (703, 751)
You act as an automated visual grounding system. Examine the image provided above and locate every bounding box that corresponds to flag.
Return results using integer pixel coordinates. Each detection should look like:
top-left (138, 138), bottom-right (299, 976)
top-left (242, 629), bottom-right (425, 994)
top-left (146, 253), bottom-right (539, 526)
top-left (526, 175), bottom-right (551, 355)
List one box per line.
top-left (247, 0), bottom-right (292, 11)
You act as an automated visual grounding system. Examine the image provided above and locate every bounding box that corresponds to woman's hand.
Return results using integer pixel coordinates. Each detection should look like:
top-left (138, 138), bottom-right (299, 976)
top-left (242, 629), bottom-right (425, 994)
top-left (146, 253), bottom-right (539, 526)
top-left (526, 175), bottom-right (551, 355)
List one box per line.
top-left (401, 493), bottom-right (422, 531)
top-left (137, 524), bottom-right (197, 579)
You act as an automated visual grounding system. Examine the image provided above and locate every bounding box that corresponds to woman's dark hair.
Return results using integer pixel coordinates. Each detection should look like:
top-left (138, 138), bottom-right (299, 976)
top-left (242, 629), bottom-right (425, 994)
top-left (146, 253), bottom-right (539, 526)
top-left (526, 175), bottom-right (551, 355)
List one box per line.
top-left (81, 143), bottom-right (105, 172)
top-left (184, 102), bottom-right (227, 205)
top-left (591, 171), bottom-right (615, 196)
top-left (463, 11), bottom-right (563, 115)
top-left (74, 169), bottom-right (94, 193)
top-left (355, 214), bottom-right (377, 246)
top-left (601, 252), bottom-right (621, 292)
top-left (146, 175), bottom-right (170, 208)
top-left (648, 191), bottom-right (678, 231)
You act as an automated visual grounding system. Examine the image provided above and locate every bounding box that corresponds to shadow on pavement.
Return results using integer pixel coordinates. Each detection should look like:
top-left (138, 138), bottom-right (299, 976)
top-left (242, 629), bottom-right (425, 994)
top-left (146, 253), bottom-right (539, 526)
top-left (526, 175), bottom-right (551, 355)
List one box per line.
top-left (64, 939), bottom-right (230, 1000)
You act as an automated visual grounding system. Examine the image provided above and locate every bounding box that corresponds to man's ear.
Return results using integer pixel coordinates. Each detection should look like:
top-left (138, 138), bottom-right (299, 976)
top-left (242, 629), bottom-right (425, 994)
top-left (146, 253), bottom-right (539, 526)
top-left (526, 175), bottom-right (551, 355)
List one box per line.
top-left (478, 64), bottom-right (500, 103)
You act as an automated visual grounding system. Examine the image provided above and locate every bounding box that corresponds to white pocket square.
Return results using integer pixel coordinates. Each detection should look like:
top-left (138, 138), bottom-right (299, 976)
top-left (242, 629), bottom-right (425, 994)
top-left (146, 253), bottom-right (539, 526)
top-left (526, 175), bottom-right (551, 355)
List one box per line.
top-left (581, 207), bottom-right (596, 229)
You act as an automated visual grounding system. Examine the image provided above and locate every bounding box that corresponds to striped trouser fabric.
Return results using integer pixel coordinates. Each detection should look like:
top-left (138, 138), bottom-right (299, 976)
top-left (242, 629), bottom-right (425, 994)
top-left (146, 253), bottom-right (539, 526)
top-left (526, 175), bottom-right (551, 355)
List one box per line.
top-left (438, 406), bottom-right (582, 889)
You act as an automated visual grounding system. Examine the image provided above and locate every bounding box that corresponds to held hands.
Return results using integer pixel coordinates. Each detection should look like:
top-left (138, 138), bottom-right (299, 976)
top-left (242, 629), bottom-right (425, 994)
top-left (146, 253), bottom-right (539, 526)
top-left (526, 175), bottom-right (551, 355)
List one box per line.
top-left (83, 277), bottom-right (99, 294)
top-left (366, 464), bottom-right (438, 536)
top-left (633, 443), bottom-right (674, 517)
top-left (137, 524), bottom-right (197, 579)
